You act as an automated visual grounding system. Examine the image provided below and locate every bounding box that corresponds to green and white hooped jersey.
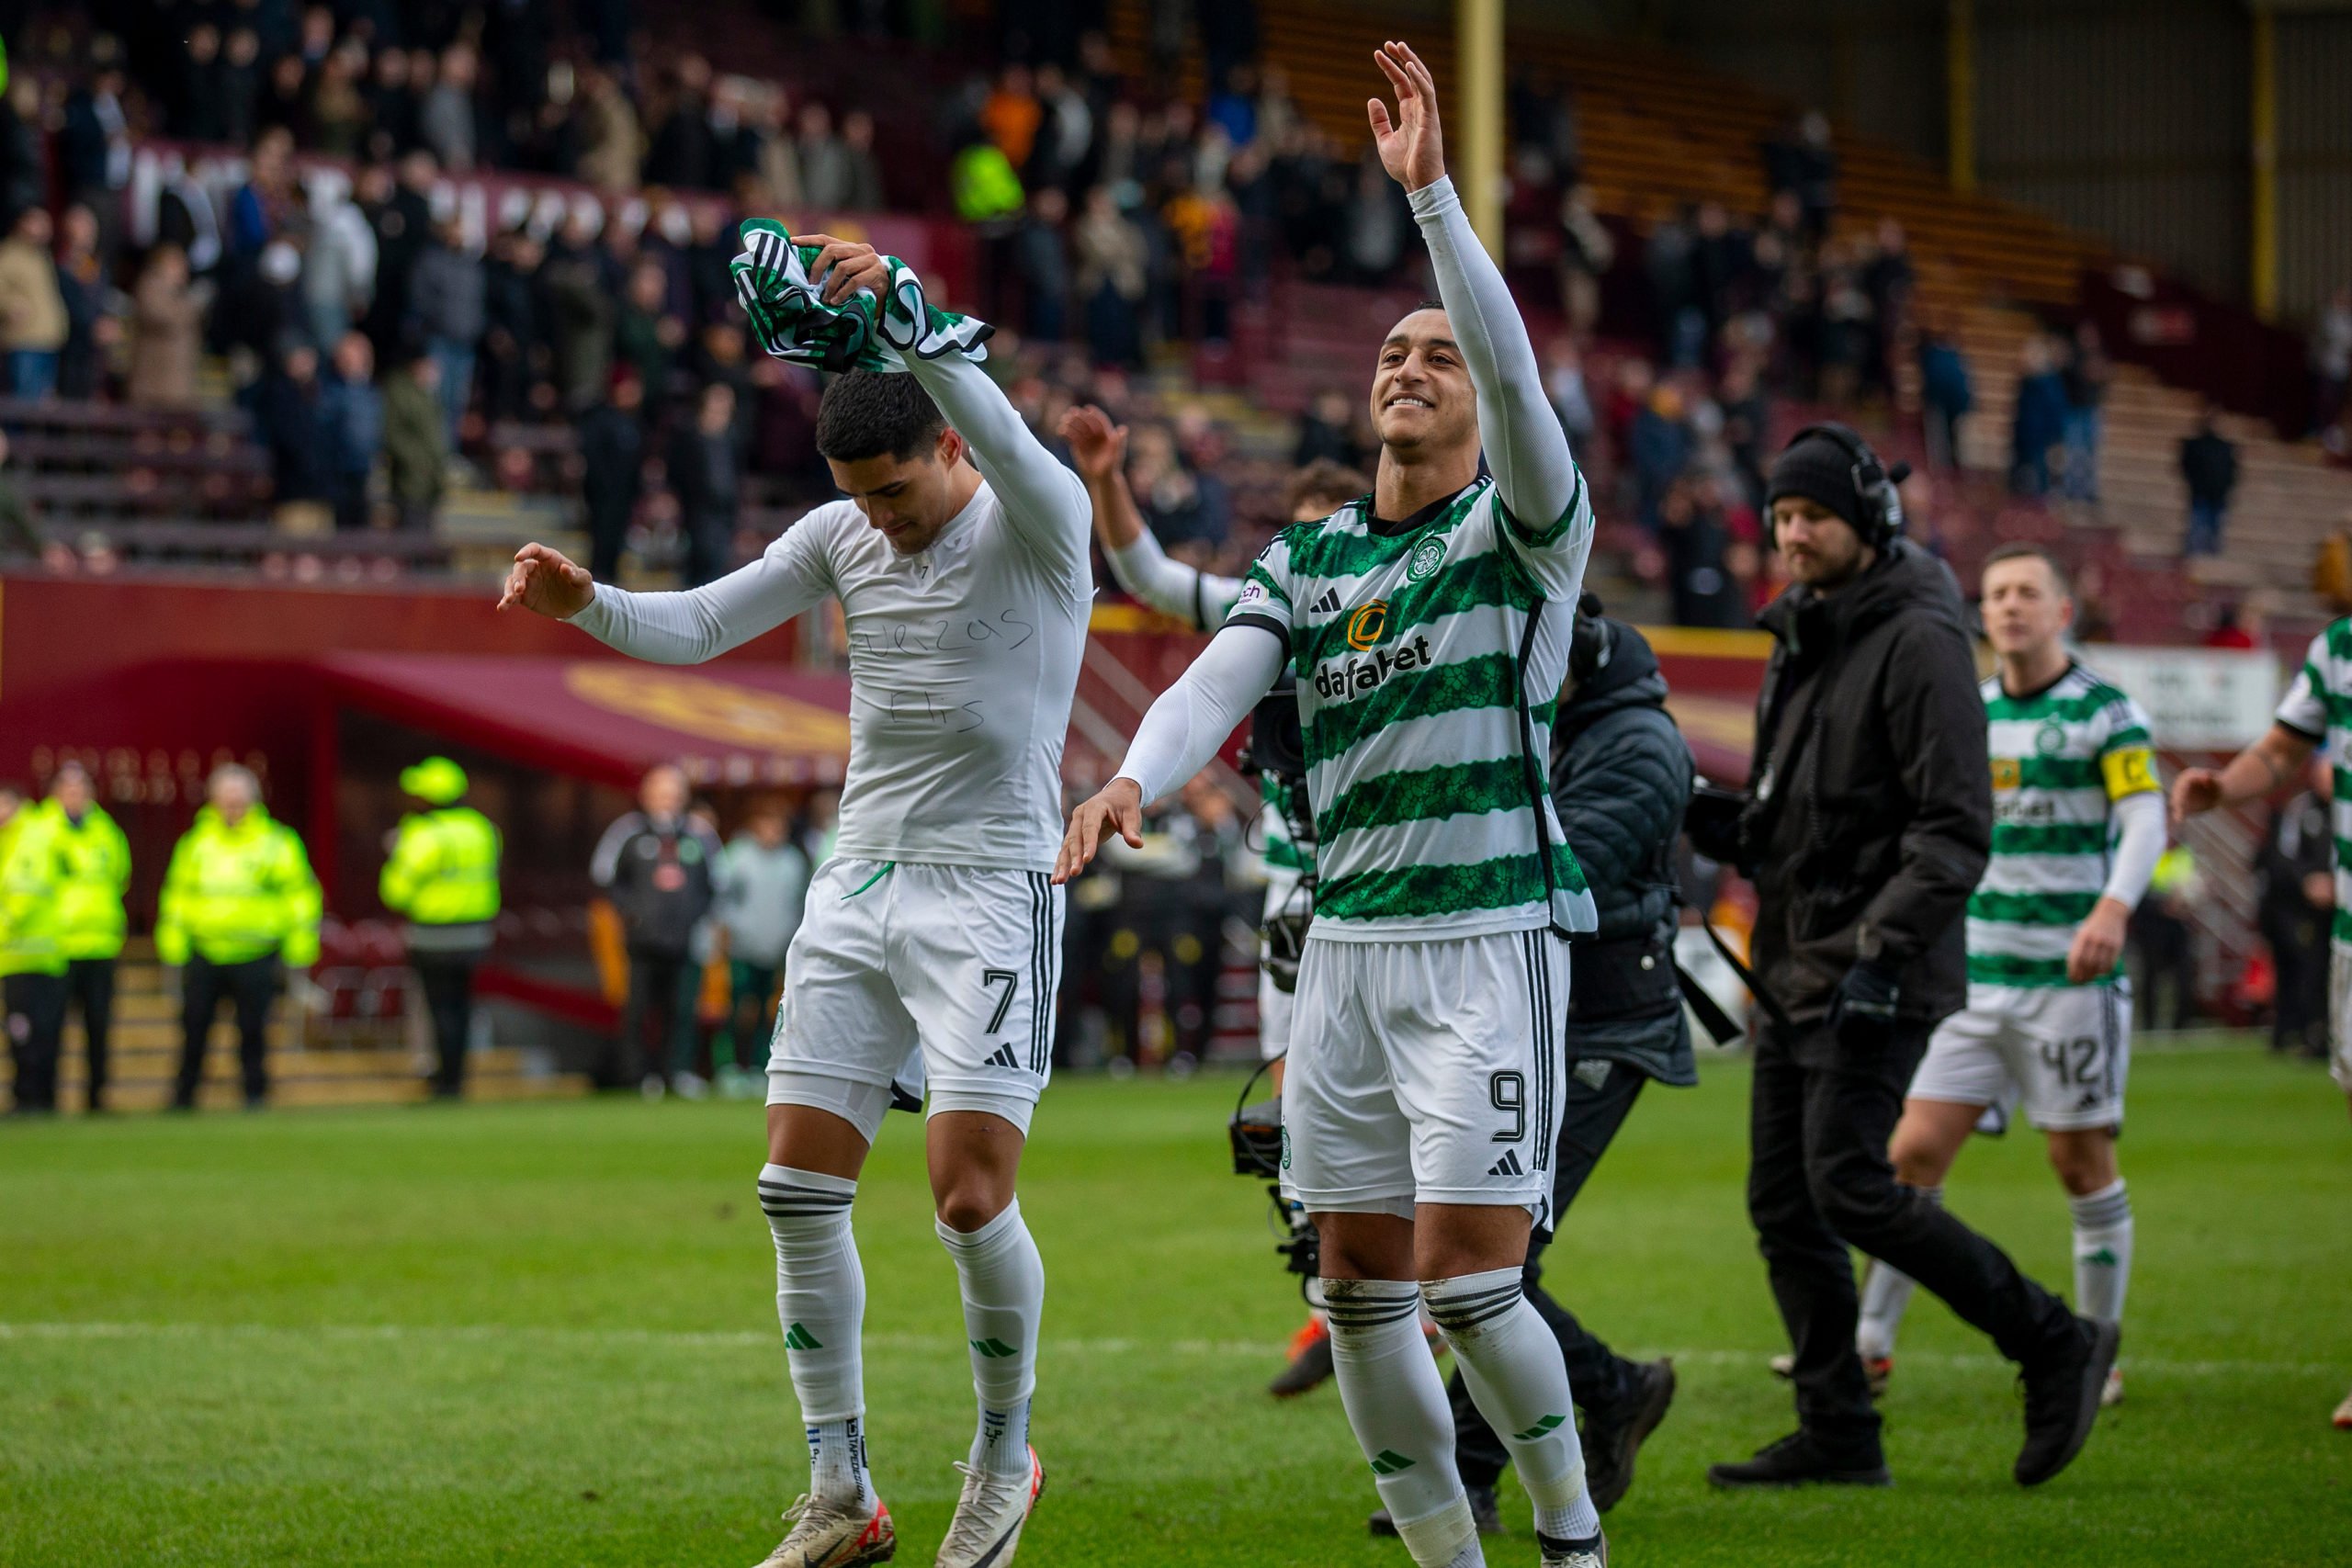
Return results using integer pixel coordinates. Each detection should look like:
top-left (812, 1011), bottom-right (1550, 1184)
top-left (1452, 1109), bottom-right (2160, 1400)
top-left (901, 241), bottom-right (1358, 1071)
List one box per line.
top-left (2273, 618), bottom-right (2352, 947)
top-left (1261, 776), bottom-right (1314, 879)
top-left (1968, 660), bottom-right (2159, 987)
top-left (1229, 475), bottom-right (1597, 942)
top-left (1133, 558), bottom-right (1317, 881)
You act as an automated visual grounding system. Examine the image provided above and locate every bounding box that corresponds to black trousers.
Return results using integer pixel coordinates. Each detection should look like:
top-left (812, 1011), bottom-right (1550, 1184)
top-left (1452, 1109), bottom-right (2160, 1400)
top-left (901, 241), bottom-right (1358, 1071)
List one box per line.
top-left (175, 954), bottom-right (280, 1107)
top-left (5, 971), bottom-right (69, 1111)
top-left (615, 952), bottom-right (697, 1086)
top-left (586, 497), bottom-right (630, 582)
top-left (2131, 909), bottom-right (2195, 1029)
top-left (64, 957), bottom-right (116, 1108)
top-left (2263, 909), bottom-right (2329, 1055)
top-left (412, 952), bottom-right (479, 1096)
top-left (1748, 1021), bottom-right (2076, 1456)
top-left (1450, 1057), bottom-right (1647, 1490)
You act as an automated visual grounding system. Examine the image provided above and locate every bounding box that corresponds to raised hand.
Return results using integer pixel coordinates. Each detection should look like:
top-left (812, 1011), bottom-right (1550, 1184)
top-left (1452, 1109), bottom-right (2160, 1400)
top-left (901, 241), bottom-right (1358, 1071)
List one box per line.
top-left (1053, 778), bottom-right (1145, 885)
top-left (1058, 404), bottom-right (1130, 487)
top-left (1367, 40), bottom-right (1446, 193)
top-left (797, 232), bottom-right (891, 305)
top-left (498, 541), bottom-right (595, 620)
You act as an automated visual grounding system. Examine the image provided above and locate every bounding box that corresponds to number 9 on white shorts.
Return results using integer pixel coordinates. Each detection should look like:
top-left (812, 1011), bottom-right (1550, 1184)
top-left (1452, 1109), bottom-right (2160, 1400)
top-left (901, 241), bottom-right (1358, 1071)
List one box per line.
top-left (1280, 930), bottom-right (1568, 1224)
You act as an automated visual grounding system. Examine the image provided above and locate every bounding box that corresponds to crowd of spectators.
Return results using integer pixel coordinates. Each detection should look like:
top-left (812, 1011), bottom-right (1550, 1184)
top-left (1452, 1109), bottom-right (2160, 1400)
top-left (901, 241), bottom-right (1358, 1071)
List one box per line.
top-left (0, 5), bottom-right (2331, 626)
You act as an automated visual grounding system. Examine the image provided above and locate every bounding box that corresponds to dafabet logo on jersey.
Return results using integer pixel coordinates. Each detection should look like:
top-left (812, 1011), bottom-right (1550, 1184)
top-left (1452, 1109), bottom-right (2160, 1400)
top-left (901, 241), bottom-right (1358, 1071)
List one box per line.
top-left (1345, 599), bottom-right (1390, 650)
top-left (1317, 633), bottom-right (1434, 702)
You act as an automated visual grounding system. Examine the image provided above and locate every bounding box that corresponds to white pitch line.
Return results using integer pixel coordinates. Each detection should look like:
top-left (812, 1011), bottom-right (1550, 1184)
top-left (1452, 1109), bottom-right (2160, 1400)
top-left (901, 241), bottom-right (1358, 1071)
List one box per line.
top-left (0, 1321), bottom-right (2340, 1379)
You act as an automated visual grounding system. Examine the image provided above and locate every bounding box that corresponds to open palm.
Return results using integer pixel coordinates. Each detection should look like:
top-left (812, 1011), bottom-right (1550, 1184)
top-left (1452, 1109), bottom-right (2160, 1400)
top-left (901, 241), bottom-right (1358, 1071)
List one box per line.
top-left (1368, 40), bottom-right (1446, 192)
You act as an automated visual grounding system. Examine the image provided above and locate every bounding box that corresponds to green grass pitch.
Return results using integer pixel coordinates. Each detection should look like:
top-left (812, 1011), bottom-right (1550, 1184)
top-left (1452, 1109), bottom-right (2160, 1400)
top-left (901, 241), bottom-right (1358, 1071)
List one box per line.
top-left (2, 1038), bottom-right (2346, 1565)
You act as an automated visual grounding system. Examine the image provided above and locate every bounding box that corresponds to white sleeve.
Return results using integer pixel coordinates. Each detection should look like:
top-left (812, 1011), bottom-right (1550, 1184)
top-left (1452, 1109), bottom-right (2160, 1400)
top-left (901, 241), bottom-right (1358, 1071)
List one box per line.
top-left (1106, 532), bottom-right (1245, 632)
top-left (1115, 624), bottom-right (1287, 804)
top-left (571, 517), bottom-right (833, 663)
top-left (1410, 175), bottom-right (1587, 550)
top-left (2276, 633), bottom-right (2333, 740)
top-left (901, 352), bottom-right (1093, 597)
top-left (2099, 790), bottom-right (2167, 910)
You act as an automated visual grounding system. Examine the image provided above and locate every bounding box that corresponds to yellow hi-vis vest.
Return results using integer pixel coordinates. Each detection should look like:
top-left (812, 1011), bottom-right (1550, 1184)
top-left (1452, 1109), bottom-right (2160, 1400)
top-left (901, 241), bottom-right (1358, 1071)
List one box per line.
top-left (44, 800), bottom-right (131, 961)
top-left (380, 807), bottom-right (502, 935)
top-left (155, 805), bottom-right (322, 967)
top-left (0, 806), bottom-right (69, 978)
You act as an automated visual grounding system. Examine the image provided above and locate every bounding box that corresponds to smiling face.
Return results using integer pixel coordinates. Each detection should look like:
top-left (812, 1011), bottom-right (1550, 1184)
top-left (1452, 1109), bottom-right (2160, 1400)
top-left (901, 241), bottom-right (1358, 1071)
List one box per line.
top-left (826, 430), bottom-right (972, 555)
top-left (1981, 553), bottom-right (2072, 660)
top-left (1370, 308), bottom-right (1478, 458)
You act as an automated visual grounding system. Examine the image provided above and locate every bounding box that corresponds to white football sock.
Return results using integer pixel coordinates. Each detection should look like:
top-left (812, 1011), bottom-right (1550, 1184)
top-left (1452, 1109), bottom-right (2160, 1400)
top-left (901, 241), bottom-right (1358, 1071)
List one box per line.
top-left (1856, 1185), bottom-right (1940, 1360)
top-left (1324, 1278), bottom-right (1480, 1568)
top-left (760, 1164), bottom-right (873, 1508)
top-left (1422, 1269), bottom-right (1598, 1544)
top-left (937, 1199), bottom-right (1045, 1478)
top-left (1395, 1493), bottom-right (1486, 1568)
top-left (2070, 1179), bottom-right (2133, 1325)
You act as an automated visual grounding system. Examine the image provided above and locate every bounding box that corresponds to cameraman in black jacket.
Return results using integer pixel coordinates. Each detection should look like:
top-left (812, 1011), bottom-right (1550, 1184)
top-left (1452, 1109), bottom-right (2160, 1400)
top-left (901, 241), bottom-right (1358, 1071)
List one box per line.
top-left (1372, 606), bottom-right (1691, 1536)
top-left (1700, 427), bottom-right (2116, 1491)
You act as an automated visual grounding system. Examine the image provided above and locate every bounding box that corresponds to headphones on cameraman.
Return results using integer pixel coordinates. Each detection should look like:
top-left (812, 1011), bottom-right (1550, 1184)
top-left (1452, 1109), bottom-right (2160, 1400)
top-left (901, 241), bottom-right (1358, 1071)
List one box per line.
top-left (1781, 422), bottom-right (1909, 547)
top-left (1568, 591), bottom-right (1611, 685)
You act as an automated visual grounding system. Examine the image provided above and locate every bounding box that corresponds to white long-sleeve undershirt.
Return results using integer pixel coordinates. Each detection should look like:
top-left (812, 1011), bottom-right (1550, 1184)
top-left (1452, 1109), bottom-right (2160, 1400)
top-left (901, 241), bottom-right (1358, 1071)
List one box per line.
top-left (571, 541), bottom-right (826, 662)
top-left (1114, 622), bottom-right (1287, 804)
top-left (1409, 175), bottom-right (1581, 532)
top-left (2100, 789), bottom-right (2166, 910)
top-left (1105, 532), bottom-right (1243, 633)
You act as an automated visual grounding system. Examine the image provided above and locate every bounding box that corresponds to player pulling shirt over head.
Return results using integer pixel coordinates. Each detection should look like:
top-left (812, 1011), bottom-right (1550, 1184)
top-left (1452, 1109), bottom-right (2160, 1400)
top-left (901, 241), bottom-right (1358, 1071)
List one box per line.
top-left (502, 239), bottom-right (1085, 1568)
top-left (1058, 42), bottom-right (1604, 1568)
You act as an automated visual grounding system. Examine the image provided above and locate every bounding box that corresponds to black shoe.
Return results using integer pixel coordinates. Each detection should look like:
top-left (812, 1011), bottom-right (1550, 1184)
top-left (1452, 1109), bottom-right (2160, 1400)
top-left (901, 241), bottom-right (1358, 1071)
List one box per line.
top-left (1707, 1431), bottom-right (1891, 1489)
top-left (2016, 1315), bottom-right (2120, 1486)
top-left (1267, 1325), bottom-right (1333, 1399)
top-left (1537, 1527), bottom-right (1606, 1566)
top-left (1368, 1483), bottom-right (1502, 1538)
top-left (1583, 1358), bottom-right (1677, 1513)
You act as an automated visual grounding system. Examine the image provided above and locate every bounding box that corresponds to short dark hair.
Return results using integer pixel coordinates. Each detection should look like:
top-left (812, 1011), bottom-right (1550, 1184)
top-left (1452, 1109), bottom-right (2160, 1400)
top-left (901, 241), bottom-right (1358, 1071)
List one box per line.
top-left (1284, 458), bottom-right (1372, 518)
top-left (1982, 542), bottom-right (2071, 597)
top-left (816, 370), bottom-right (948, 463)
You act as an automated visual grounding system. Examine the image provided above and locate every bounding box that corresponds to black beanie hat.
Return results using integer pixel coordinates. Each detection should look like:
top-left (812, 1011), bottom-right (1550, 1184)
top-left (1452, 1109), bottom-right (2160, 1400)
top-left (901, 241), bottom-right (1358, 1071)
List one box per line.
top-left (1766, 431), bottom-right (1871, 535)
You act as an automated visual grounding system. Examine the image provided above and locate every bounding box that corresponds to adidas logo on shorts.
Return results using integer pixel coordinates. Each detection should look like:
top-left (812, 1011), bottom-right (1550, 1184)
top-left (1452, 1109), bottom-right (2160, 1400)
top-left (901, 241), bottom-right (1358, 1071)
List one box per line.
top-left (1488, 1149), bottom-right (1525, 1177)
top-left (983, 1043), bottom-right (1022, 1070)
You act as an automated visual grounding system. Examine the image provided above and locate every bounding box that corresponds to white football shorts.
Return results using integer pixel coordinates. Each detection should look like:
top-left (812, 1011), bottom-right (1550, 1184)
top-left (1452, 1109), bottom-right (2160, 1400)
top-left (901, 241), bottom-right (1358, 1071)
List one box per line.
top-left (1910, 980), bottom-right (2131, 1132)
top-left (767, 857), bottom-right (1061, 1138)
top-left (1282, 929), bottom-right (1568, 1224)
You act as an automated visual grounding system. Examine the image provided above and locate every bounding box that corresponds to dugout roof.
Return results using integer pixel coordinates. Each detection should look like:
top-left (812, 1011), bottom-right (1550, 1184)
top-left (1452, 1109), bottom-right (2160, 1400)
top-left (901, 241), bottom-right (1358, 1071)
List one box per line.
top-left (319, 652), bottom-right (856, 792)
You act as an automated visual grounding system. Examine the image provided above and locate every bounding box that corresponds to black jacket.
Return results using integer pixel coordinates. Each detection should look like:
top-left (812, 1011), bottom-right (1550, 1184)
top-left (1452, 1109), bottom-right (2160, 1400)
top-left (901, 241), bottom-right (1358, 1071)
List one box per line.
top-left (1738, 540), bottom-right (1991, 1036)
top-left (578, 403), bottom-right (646, 524)
top-left (2257, 789), bottom-right (2332, 936)
top-left (1552, 621), bottom-right (1698, 1085)
top-left (592, 811), bottom-right (719, 958)
top-left (2179, 431), bottom-right (2237, 506)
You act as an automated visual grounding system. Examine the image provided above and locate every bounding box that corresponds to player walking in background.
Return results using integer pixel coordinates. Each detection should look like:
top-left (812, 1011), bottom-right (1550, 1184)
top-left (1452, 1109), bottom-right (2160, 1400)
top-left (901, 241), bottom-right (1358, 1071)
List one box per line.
top-left (2174, 614), bottom-right (2352, 1428)
top-left (1060, 43), bottom-right (1608, 1568)
top-left (1061, 400), bottom-right (1369, 1398)
top-left (1849, 545), bottom-right (2163, 1406)
top-left (503, 243), bottom-right (1091, 1566)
